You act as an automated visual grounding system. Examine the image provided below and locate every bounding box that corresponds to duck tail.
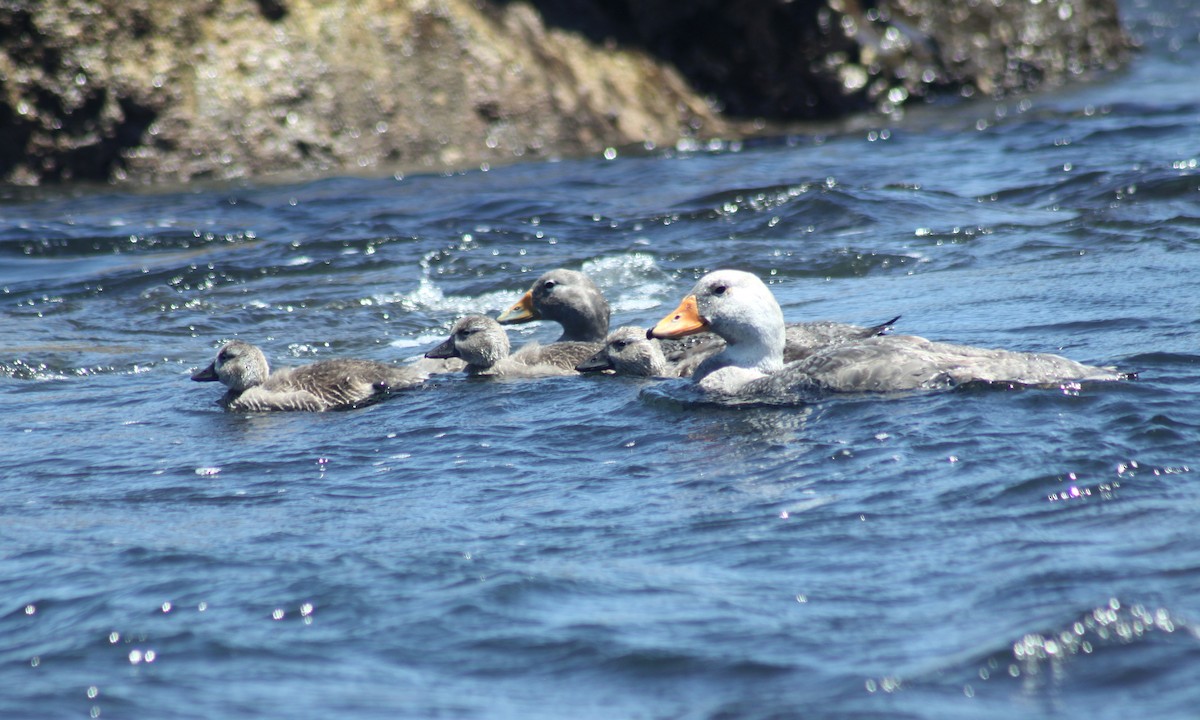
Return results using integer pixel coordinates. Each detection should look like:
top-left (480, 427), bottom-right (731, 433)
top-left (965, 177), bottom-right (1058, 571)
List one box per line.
top-left (872, 315), bottom-right (902, 336)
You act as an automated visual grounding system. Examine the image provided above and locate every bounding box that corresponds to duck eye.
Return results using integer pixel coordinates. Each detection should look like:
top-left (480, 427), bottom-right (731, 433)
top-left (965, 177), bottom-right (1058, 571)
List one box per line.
top-left (542, 280), bottom-right (556, 290)
top-left (712, 284), bottom-right (728, 295)
top-left (613, 340), bottom-right (628, 351)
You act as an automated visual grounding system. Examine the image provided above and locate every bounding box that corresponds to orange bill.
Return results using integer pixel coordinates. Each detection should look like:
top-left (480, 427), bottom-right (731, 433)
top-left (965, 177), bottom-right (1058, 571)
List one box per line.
top-left (497, 290), bottom-right (538, 324)
top-left (649, 295), bottom-right (708, 338)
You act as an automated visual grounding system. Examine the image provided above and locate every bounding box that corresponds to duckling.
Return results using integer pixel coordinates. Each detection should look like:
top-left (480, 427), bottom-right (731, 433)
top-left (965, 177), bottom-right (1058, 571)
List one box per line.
top-left (191, 340), bottom-right (425, 411)
top-left (426, 315), bottom-right (599, 377)
top-left (576, 326), bottom-right (705, 378)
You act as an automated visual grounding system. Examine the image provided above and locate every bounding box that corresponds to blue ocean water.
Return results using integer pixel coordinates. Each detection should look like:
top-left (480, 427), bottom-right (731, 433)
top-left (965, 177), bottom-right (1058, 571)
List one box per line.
top-left (3, 1), bottom-right (1200, 717)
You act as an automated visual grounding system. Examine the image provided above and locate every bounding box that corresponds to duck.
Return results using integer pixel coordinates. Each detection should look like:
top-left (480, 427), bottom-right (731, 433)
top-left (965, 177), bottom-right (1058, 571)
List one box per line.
top-left (577, 327), bottom-right (691, 378)
top-left (191, 340), bottom-right (426, 411)
top-left (648, 269), bottom-right (1126, 397)
top-left (497, 269), bottom-right (610, 342)
top-left (425, 314), bottom-right (599, 377)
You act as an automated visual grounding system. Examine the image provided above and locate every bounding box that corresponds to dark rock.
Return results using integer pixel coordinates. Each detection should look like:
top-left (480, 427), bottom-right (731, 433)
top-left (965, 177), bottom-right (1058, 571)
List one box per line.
top-left (0, 0), bottom-right (1130, 185)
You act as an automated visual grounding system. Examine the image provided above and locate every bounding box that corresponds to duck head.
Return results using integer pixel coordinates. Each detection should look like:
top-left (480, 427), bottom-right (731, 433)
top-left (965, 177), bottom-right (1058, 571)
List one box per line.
top-left (497, 269), bottom-right (610, 342)
top-left (649, 270), bottom-right (786, 376)
top-left (192, 340), bottom-right (270, 392)
top-left (576, 326), bottom-right (667, 377)
top-left (426, 315), bottom-right (510, 372)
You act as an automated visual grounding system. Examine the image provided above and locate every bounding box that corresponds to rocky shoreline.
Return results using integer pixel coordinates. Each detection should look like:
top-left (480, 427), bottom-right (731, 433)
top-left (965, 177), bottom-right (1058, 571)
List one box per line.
top-left (0, 0), bottom-right (1130, 186)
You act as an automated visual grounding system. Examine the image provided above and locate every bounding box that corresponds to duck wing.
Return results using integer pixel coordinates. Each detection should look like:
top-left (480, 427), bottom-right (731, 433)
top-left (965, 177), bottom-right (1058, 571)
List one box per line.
top-left (764, 335), bottom-right (1123, 396)
top-left (921, 338), bottom-right (1125, 385)
top-left (782, 316), bottom-right (900, 362)
top-left (266, 359), bottom-right (422, 410)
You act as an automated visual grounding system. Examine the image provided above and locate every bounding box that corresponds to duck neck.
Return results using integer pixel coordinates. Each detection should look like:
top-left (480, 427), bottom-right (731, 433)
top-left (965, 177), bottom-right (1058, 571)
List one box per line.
top-left (553, 305), bottom-right (608, 343)
top-left (724, 337), bottom-right (784, 375)
top-left (463, 347), bottom-right (505, 375)
top-left (718, 312), bottom-right (785, 375)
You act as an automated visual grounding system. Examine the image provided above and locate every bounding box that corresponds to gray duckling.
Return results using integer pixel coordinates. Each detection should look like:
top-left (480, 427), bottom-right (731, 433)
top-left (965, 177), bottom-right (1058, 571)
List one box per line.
top-left (191, 340), bottom-right (425, 412)
top-left (426, 314), bottom-right (599, 377)
top-left (577, 326), bottom-right (704, 378)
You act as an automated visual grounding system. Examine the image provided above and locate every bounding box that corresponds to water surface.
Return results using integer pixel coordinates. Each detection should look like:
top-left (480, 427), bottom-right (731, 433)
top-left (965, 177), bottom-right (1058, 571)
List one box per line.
top-left (3, 1), bottom-right (1200, 717)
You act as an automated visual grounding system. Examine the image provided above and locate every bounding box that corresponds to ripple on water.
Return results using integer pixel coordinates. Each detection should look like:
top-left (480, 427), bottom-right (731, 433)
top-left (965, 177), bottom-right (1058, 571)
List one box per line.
top-left (892, 600), bottom-right (1200, 717)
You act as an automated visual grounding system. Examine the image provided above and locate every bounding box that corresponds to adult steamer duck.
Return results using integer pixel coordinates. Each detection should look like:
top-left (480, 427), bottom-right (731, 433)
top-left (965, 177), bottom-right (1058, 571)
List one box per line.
top-left (648, 270), bottom-right (1127, 400)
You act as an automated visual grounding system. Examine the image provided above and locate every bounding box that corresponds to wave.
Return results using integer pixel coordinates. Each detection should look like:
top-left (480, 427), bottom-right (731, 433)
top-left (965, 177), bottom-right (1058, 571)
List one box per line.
top-left (891, 600), bottom-right (1200, 709)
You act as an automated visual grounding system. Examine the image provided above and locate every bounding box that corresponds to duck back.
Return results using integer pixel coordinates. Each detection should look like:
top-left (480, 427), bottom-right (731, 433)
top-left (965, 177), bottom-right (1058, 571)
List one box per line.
top-left (753, 335), bottom-right (1125, 397)
top-left (510, 341), bottom-right (603, 374)
top-left (227, 359), bottom-right (422, 412)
